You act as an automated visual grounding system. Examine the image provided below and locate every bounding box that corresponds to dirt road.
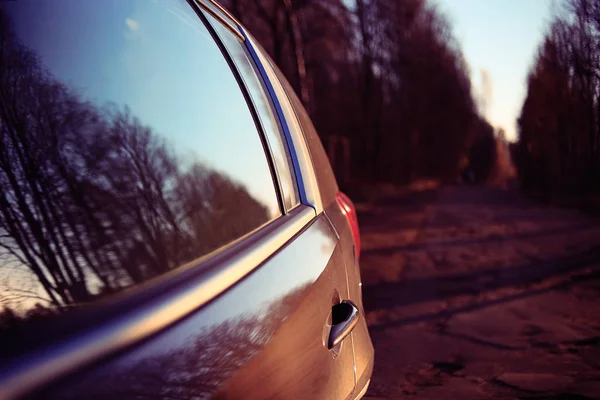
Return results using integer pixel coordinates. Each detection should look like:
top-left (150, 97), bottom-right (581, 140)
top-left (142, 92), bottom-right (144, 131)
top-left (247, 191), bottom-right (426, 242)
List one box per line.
top-left (359, 186), bottom-right (600, 399)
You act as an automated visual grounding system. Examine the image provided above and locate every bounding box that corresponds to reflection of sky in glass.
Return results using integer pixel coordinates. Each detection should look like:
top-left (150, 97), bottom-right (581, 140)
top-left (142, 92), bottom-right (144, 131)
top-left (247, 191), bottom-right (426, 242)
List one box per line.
top-left (9, 0), bottom-right (279, 216)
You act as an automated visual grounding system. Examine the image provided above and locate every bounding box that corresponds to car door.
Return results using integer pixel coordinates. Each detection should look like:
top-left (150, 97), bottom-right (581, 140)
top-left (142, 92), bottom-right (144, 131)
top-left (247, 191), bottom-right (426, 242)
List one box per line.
top-left (262, 54), bottom-right (376, 394)
top-left (258, 48), bottom-right (376, 393)
top-left (21, 211), bottom-right (357, 400)
top-left (0, 0), bottom-right (358, 399)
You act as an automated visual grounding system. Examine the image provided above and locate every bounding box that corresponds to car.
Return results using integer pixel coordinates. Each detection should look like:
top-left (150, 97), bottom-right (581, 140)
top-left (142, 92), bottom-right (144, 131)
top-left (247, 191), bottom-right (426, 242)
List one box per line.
top-left (0, 0), bottom-right (374, 399)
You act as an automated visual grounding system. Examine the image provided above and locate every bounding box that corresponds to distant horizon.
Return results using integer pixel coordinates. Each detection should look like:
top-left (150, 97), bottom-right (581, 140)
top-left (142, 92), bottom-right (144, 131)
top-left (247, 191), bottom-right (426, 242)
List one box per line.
top-left (433, 0), bottom-right (553, 142)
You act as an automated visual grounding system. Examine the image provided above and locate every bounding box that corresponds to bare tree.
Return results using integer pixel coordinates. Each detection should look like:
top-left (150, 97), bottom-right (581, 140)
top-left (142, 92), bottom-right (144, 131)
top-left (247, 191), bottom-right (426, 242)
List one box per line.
top-left (224, 0), bottom-right (480, 188)
top-left (516, 0), bottom-right (600, 199)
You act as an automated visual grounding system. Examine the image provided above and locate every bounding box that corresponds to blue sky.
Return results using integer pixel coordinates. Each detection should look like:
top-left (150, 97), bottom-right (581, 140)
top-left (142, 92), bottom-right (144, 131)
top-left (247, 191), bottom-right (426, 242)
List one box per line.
top-left (433, 0), bottom-right (554, 141)
top-left (9, 0), bottom-right (280, 217)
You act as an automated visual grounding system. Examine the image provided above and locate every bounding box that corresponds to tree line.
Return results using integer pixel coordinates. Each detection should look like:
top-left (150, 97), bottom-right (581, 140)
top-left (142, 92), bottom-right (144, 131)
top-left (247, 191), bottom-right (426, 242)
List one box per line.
top-left (222, 0), bottom-right (497, 189)
top-left (516, 0), bottom-right (600, 199)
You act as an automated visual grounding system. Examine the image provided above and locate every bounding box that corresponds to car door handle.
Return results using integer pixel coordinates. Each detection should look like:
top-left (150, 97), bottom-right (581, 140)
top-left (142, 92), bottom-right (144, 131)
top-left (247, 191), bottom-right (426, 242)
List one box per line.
top-left (328, 300), bottom-right (360, 349)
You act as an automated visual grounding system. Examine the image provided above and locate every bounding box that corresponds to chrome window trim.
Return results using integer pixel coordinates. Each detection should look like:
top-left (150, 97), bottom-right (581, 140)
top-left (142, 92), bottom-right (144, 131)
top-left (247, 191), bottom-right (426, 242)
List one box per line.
top-left (204, 0), bottom-right (243, 28)
top-left (194, 0), bottom-right (243, 40)
top-left (197, 0), bottom-right (321, 213)
top-left (267, 65), bottom-right (324, 213)
top-left (240, 30), bottom-right (324, 214)
top-left (0, 206), bottom-right (315, 400)
top-left (202, 11), bottom-right (300, 212)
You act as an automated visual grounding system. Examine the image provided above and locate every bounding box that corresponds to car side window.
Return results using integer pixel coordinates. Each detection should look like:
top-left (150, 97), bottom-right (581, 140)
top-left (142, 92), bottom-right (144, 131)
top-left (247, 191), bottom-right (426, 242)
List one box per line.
top-left (205, 13), bottom-right (301, 211)
top-left (0, 0), bottom-right (281, 348)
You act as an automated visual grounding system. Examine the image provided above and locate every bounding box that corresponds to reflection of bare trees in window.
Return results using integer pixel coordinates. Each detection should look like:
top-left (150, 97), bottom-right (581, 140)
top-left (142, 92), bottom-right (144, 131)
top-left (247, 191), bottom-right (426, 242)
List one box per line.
top-left (0, 11), bottom-right (269, 334)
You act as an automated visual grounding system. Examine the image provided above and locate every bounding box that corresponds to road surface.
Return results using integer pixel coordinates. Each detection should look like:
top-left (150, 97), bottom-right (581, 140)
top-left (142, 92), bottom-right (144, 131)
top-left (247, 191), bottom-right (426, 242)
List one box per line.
top-left (359, 185), bottom-right (600, 399)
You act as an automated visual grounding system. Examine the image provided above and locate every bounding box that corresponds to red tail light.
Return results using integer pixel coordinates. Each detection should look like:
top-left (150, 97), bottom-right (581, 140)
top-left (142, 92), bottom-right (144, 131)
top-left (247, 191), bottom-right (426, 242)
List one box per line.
top-left (336, 191), bottom-right (360, 259)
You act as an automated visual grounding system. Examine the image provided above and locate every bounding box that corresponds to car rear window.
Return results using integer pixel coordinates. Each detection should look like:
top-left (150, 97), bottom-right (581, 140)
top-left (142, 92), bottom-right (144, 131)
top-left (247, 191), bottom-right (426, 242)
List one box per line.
top-left (0, 0), bottom-right (280, 349)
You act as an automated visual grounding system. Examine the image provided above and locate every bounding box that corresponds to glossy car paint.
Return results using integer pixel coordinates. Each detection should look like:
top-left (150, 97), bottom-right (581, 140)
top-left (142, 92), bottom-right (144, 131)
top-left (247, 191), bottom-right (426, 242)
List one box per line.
top-left (32, 214), bottom-right (356, 399)
top-left (0, 0), bottom-right (374, 398)
top-left (261, 44), bottom-right (375, 394)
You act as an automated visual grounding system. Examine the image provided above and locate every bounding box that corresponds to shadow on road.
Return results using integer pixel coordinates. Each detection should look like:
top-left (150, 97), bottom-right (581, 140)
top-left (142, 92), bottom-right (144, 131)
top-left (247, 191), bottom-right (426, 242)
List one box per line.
top-left (367, 265), bottom-right (600, 333)
top-left (362, 222), bottom-right (596, 255)
top-left (363, 245), bottom-right (600, 313)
